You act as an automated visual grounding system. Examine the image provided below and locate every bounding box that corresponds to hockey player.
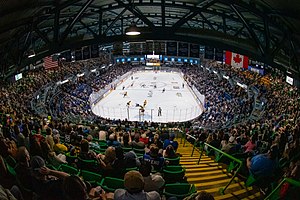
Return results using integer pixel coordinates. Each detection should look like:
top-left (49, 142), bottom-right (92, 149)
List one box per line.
top-left (123, 91), bottom-right (128, 98)
top-left (143, 100), bottom-right (147, 107)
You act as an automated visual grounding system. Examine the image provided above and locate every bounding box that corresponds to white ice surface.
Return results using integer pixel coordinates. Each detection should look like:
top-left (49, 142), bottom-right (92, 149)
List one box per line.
top-left (91, 71), bottom-right (203, 123)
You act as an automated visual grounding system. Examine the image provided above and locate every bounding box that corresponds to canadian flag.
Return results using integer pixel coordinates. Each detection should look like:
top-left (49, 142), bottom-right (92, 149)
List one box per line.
top-left (225, 51), bottom-right (249, 69)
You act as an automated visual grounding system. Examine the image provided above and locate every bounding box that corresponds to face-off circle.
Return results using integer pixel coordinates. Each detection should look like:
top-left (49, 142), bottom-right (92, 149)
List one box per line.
top-left (139, 81), bottom-right (167, 88)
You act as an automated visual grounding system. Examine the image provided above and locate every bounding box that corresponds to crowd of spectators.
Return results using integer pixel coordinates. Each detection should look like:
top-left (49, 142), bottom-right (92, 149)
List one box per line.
top-left (0, 55), bottom-right (300, 199)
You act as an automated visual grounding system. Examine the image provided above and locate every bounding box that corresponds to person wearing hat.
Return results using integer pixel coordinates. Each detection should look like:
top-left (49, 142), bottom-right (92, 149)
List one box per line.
top-left (114, 170), bottom-right (160, 200)
top-left (30, 156), bottom-right (69, 199)
top-left (246, 144), bottom-right (279, 194)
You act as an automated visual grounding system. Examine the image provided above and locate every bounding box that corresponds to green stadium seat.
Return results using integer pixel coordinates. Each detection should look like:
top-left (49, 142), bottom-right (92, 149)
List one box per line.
top-left (58, 164), bottom-right (79, 175)
top-left (164, 165), bottom-right (184, 171)
top-left (98, 177), bottom-right (124, 192)
top-left (122, 147), bottom-right (132, 153)
top-left (5, 155), bottom-right (16, 168)
top-left (65, 152), bottom-right (78, 164)
top-left (46, 164), bottom-right (58, 171)
top-left (133, 148), bottom-right (145, 155)
top-left (163, 166), bottom-right (186, 183)
top-left (81, 170), bottom-right (102, 186)
top-left (165, 157), bottom-right (180, 166)
top-left (125, 167), bottom-right (138, 172)
top-left (163, 183), bottom-right (196, 199)
top-left (78, 157), bottom-right (101, 173)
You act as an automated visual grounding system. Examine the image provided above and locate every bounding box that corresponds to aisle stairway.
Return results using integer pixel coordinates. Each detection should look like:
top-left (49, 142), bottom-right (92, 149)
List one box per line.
top-left (176, 141), bottom-right (262, 200)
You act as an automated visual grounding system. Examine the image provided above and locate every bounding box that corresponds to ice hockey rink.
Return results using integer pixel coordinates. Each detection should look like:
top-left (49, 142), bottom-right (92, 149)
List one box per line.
top-left (91, 71), bottom-right (203, 123)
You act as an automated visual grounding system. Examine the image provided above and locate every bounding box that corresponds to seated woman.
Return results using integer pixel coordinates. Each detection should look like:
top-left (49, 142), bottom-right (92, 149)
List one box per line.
top-left (121, 132), bottom-right (132, 148)
top-left (163, 145), bottom-right (178, 159)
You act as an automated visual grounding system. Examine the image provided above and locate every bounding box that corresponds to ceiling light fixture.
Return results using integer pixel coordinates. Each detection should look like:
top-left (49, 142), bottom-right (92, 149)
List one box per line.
top-left (125, 23), bottom-right (140, 36)
top-left (28, 50), bottom-right (36, 58)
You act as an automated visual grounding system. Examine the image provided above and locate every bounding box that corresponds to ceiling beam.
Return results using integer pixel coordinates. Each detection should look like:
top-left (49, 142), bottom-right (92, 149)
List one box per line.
top-left (230, 4), bottom-right (265, 56)
top-left (34, 27), bottom-right (50, 44)
top-left (172, 0), bottom-right (217, 30)
top-left (79, 20), bottom-right (98, 38)
top-left (60, 0), bottom-right (94, 44)
top-left (115, 0), bottom-right (155, 29)
top-left (103, 8), bottom-right (127, 35)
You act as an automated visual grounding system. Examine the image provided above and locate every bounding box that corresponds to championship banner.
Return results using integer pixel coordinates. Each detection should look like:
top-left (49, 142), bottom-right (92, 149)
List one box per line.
top-left (154, 42), bottom-right (165, 55)
top-left (82, 46), bottom-right (91, 60)
top-left (113, 42), bottom-right (123, 55)
top-left (178, 42), bottom-right (188, 57)
top-left (215, 48), bottom-right (224, 62)
top-left (75, 48), bottom-right (83, 61)
top-left (129, 43), bottom-right (141, 55)
top-left (167, 41), bottom-right (177, 56)
top-left (145, 42), bottom-right (154, 55)
top-left (225, 51), bottom-right (249, 69)
top-left (189, 44), bottom-right (199, 58)
top-left (204, 46), bottom-right (214, 59)
top-left (91, 44), bottom-right (99, 58)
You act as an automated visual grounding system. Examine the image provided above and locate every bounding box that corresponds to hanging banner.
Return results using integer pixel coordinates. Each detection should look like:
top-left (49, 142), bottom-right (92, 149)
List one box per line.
top-left (178, 42), bottom-right (189, 57)
top-left (215, 48), bottom-right (224, 62)
top-left (75, 48), bottom-right (83, 61)
top-left (204, 46), bottom-right (214, 59)
top-left (189, 44), bottom-right (199, 58)
top-left (91, 44), bottom-right (99, 58)
top-left (130, 43), bottom-right (142, 55)
top-left (154, 42), bottom-right (165, 55)
top-left (167, 41), bottom-right (177, 56)
top-left (82, 46), bottom-right (91, 60)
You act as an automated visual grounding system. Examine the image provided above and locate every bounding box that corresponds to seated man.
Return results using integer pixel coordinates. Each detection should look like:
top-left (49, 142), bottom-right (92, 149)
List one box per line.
top-left (163, 133), bottom-right (178, 151)
top-left (246, 145), bottom-right (279, 192)
top-left (143, 144), bottom-right (164, 171)
top-left (114, 171), bottom-right (160, 200)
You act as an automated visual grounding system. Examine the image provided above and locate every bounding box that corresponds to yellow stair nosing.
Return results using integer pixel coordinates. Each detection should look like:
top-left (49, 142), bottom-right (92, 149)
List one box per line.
top-left (194, 177), bottom-right (240, 187)
top-left (185, 169), bottom-right (226, 176)
top-left (200, 183), bottom-right (251, 194)
top-left (241, 192), bottom-right (261, 200)
top-left (214, 189), bottom-right (260, 200)
top-left (187, 174), bottom-right (229, 182)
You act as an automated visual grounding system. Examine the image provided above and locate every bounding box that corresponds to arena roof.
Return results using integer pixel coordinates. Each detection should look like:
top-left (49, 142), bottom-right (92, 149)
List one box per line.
top-left (1, 0), bottom-right (300, 76)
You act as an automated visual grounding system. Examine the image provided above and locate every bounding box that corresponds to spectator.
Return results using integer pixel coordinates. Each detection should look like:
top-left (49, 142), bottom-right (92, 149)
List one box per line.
top-left (79, 139), bottom-right (97, 160)
top-left (130, 134), bottom-right (145, 149)
top-left (53, 135), bottom-right (68, 153)
top-left (163, 133), bottom-right (178, 151)
top-left (45, 128), bottom-right (54, 151)
top-left (63, 175), bottom-right (112, 200)
top-left (143, 144), bottom-right (164, 171)
top-left (163, 145), bottom-right (178, 158)
top-left (221, 136), bottom-right (236, 154)
top-left (30, 156), bottom-right (68, 199)
top-left (114, 171), bottom-right (160, 200)
top-left (139, 162), bottom-right (165, 192)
